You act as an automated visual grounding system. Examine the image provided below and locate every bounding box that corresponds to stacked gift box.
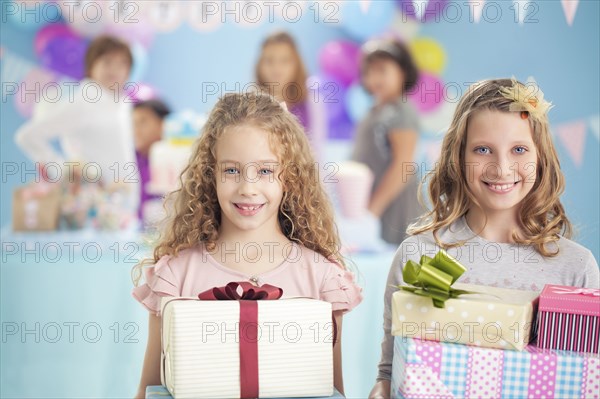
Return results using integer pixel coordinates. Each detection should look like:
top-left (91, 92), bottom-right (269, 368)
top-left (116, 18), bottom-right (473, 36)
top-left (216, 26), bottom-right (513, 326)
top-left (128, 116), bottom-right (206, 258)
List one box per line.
top-left (390, 251), bottom-right (600, 399)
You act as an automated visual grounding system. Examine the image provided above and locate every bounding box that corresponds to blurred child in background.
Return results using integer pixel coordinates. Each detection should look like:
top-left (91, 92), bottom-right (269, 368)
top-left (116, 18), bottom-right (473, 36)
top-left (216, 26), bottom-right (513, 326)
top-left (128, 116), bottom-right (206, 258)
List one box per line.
top-left (351, 39), bottom-right (422, 245)
top-left (15, 35), bottom-right (140, 212)
top-left (133, 99), bottom-right (171, 220)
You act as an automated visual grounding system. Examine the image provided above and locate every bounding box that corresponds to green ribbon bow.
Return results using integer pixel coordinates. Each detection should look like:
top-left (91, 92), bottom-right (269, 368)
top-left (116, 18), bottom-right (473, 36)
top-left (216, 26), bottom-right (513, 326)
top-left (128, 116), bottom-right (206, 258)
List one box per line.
top-left (397, 249), bottom-right (474, 308)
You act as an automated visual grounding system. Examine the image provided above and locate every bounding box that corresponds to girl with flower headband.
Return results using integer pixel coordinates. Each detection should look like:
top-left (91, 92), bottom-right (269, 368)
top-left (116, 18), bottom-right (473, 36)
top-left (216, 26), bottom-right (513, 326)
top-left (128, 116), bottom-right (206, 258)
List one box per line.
top-left (369, 78), bottom-right (599, 398)
top-left (131, 92), bottom-right (362, 398)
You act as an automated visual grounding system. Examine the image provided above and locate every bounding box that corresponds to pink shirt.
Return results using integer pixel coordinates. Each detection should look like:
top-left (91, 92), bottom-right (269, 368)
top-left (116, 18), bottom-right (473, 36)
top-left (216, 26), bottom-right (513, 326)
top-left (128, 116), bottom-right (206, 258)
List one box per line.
top-left (133, 242), bottom-right (363, 316)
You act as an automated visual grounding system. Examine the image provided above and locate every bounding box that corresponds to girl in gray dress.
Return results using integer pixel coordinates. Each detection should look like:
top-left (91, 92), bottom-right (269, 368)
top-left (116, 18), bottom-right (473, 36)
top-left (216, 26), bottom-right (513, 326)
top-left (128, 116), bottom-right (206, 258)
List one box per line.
top-left (351, 39), bottom-right (422, 244)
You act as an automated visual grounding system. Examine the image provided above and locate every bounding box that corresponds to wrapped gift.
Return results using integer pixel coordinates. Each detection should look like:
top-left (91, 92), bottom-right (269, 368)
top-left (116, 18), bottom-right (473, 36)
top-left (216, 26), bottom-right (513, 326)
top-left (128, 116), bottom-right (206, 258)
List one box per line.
top-left (161, 282), bottom-right (334, 399)
top-left (12, 183), bottom-right (61, 231)
top-left (537, 284), bottom-right (600, 354)
top-left (391, 251), bottom-right (539, 350)
top-left (145, 386), bottom-right (345, 399)
top-left (391, 336), bottom-right (600, 399)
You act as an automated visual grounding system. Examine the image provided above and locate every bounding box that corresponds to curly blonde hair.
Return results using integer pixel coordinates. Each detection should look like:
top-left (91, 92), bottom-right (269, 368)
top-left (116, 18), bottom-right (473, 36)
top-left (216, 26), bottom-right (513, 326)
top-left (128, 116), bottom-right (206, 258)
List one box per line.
top-left (133, 92), bottom-right (344, 285)
top-left (409, 78), bottom-right (572, 257)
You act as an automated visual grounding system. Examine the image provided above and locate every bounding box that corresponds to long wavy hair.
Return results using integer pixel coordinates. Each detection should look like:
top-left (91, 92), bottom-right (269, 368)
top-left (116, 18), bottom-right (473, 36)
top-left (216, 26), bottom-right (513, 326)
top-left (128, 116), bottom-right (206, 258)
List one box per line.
top-left (409, 78), bottom-right (572, 257)
top-left (133, 92), bottom-right (343, 285)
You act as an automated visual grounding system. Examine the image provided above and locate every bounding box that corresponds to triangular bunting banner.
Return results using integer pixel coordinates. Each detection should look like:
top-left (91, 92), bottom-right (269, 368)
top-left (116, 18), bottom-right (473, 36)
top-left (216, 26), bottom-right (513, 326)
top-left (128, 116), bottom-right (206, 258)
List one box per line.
top-left (512, 0), bottom-right (530, 25)
top-left (413, 0), bottom-right (430, 20)
top-left (468, 0), bottom-right (485, 23)
top-left (555, 120), bottom-right (587, 168)
top-left (561, 0), bottom-right (579, 26)
top-left (589, 115), bottom-right (599, 142)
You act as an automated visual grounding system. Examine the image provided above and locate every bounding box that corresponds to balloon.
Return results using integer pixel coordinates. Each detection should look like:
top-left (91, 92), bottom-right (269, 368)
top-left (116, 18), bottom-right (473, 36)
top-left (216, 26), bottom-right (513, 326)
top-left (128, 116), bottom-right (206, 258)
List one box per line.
top-left (396, 0), bottom-right (449, 23)
top-left (340, 1), bottom-right (396, 41)
top-left (40, 36), bottom-right (88, 79)
top-left (6, 0), bottom-right (60, 31)
top-left (129, 43), bottom-right (148, 82)
top-left (60, 1), bottom-right (107, 38)
top-left (345, 84), bottom-right (373, 123)
top-left (35, 24), bottom-right (78, 57)
top-left (328, 113), bottom-right (355, 141)
top-left (409, 37), bottom-right (446, 75)
top-left (307, 75), bottom-right (347, 123)
top-left (387, 11), bottom-right (422, 41)
top-left (14, 68), bottom-right (59, 118)
top-left (408, 73), bottom-right (444, 114)
top-left (126, 82), bottom-right (158, 103)
top-left (318, 40), bottom-right (361, 87)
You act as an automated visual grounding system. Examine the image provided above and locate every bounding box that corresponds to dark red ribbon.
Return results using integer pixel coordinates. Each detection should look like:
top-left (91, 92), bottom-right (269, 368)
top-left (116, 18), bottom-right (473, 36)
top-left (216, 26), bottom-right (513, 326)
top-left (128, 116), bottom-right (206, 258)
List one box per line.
top-left (198, 282), bottom-right (283, 399)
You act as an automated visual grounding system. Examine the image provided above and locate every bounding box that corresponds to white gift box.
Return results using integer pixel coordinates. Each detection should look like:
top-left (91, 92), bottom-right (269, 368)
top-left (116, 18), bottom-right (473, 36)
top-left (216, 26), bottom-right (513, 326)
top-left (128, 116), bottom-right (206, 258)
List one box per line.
top-left (160, 297), bottom-right (334, 399)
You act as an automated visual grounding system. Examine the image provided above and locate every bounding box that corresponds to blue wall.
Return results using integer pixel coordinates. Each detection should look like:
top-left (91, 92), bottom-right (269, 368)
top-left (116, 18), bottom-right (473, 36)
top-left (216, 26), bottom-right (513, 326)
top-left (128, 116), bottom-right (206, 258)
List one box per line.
top-left (2, 0), bottom-right (598, 259)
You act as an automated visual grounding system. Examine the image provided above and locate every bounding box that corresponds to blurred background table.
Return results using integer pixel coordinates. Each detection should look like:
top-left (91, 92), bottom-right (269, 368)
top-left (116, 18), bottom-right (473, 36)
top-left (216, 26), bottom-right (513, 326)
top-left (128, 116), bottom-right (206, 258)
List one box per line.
top-left (0, 227), bottom-right (395, 398)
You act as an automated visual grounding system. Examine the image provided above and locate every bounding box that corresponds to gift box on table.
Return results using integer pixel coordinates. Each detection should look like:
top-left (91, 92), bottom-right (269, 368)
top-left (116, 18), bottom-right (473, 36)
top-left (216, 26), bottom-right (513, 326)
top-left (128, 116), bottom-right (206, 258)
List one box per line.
top-left (391, 336), bottom-right (600, 399)
top-left (160, 282), bottom-right (334, 399)
top-left (145, 386), bottom-right (344, 399)
top-left (392, 251), bottom-right (539, 350)
top-left (537, 284), bottom-right (600, 354)
top-left (12, 183), bottom-right (61, 231)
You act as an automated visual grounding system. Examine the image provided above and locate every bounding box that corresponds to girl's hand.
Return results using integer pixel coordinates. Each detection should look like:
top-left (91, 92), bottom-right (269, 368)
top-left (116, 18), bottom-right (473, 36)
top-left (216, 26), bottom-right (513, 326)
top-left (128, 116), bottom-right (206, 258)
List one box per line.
top-left (368, 379), bottom-right (391, 399)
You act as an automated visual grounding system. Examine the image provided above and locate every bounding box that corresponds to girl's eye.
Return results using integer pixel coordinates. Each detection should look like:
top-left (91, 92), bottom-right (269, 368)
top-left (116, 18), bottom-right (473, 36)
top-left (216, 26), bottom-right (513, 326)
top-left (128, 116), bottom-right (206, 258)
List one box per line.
top-left (514, 146), bottom-right (528, 154)
top-left (474, 146), bottom-right (491, 155)
top-left (259, 168), bottom-right (273, 175)
top-left (224, 168), bottom-right (239, 175)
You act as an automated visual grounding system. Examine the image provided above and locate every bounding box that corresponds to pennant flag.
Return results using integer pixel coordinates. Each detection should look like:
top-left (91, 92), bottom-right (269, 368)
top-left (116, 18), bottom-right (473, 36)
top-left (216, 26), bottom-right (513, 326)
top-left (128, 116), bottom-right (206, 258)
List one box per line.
top-left (0, 50), bottom-right (34, 88)
top-left (561, 0), bottom-right (579, 26)
top-left (555, 120), bottom-right (587, 168)
top-left (359, 0), bottom-right (372, 13)
top-left (589, 115), bottom-right (599, 142)
top-left (512, 0), bottom-right (530, 25)
top-left (468, 0), bottom-right (485, 23)
top-left (413, 0), bottom-right (430, 20)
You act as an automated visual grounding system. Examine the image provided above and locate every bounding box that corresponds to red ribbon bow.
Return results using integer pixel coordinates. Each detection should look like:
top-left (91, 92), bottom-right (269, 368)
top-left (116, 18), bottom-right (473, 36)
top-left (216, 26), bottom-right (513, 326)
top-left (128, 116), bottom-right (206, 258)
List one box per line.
top-left (198, 282), bottom-right (283, 399)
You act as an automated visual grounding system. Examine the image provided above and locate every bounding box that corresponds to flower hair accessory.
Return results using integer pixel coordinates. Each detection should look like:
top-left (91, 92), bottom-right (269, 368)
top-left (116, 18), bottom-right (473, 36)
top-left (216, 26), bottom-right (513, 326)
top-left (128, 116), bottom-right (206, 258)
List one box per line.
top-left (499, 78), bottom-right (553, 120)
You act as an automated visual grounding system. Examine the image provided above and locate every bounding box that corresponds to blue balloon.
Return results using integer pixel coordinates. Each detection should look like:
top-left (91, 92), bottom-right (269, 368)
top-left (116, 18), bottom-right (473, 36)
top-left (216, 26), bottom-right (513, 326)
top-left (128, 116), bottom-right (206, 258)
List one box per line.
top-left (345, 84), bottom-right (373, 123)
top-left (340, 1), bottom-right (396, 41)
top-left (6, 0), bottom-right (61, 31)
top-left (129, 42), bottom-right (148, 83)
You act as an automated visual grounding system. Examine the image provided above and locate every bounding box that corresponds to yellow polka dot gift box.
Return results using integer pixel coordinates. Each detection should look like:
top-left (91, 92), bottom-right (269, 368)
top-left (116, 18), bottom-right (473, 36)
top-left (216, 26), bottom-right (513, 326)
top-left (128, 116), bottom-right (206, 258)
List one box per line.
top-left (391, 250), bottom-right (540, 351)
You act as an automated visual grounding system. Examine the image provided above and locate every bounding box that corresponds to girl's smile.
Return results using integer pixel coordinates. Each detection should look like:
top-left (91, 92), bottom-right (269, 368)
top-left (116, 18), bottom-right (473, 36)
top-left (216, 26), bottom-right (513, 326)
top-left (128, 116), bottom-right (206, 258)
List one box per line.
top-left (233, 202), bottom-right (266, 216)
top-left (482, 180), bottom-right (521, 194)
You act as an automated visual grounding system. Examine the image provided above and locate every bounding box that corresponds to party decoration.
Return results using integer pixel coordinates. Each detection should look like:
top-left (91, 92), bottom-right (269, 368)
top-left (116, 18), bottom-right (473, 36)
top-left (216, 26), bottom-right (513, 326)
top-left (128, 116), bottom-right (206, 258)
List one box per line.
top-left (14, 68), bottom-right (58, 118)
top-left (589, 115), bottom-right (600, 141)
top-left (307, 75), bottom-right (347, 123)
top-left (512, 0), bottom-right (532, 25)
top-left (126, 82), bottom-right (158, 103)
top-left (328, 113), bottom-right (355, 140)
top-left (318, 40), bottom-right (361, 87)
top-left (40, 36), bottom-right (88, 79)
top-left (555, 119), bottom-right (587, 168)
top-left (396, 250), bottom-right (471, 308)
top-left (466, 0), bottom-right (485, 23)
top-left (388, 11), bottom-right (422, 41)
top-left (397, 0), bottom-right (449, 23)
top-left (34, 24), bottom-right (79, 57)
top-left (340, 0), bottom-right (395, 40)
top-left (6, 0), bottom-right (60, 31)
top-left (409, 37), bottom-right (446, 75)
top-left (345, 83), bottom-right (373, 123)
top-left (143, 1), bottom-right (184, 33)
top-left (59, 1), bottom-right (108, 37)
top-left (187, 1), bottom-right (223, 32)
top-left (129, 42), bottom-right (148, 83)
top-left (561, 0), bottom-right (579, 26)
top-left (408, 72), bottom-right (444, 113)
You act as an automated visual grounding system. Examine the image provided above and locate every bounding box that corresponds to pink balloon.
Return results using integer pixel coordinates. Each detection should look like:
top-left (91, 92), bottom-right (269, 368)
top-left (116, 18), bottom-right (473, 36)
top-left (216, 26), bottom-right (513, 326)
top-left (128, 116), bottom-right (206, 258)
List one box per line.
top-left (15, 68), bottom-right (59, 118)
top-left (34, 23), bottom-right (78, 57)
top-left (409, 73), bottom-right (444, 114)
top-left (126, 82), bottom-right (158, 103)
top-left (319, 40), bottom-right (361, 87)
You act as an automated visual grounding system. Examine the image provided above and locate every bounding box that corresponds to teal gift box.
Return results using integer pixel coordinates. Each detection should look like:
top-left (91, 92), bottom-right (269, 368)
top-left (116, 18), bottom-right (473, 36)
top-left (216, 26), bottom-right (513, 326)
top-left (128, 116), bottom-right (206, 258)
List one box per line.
top-left (146, 386), bottom-right (344, 399)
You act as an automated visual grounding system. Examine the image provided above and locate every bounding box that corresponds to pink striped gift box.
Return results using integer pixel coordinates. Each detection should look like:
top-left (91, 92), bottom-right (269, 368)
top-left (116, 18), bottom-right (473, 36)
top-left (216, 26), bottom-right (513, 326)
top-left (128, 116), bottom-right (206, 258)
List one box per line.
top-left (536, 284), bottom-right (600, 354)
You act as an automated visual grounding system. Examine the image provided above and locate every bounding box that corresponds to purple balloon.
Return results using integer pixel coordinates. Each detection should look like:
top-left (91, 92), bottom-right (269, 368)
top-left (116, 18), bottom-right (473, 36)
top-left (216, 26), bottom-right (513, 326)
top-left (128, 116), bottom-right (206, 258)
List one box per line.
top-left (397, 0), bottom-right (449, 23)
top-left (40, 36), bottom-right (88, 79)
top-left (308, 75), bottom-right (348, 123)
top-left (35, 24), bottom-right (78, 57)
top-left (318, 40), bottom-right (361, 87)
top-left (328, 113), bottom-right (355, 140)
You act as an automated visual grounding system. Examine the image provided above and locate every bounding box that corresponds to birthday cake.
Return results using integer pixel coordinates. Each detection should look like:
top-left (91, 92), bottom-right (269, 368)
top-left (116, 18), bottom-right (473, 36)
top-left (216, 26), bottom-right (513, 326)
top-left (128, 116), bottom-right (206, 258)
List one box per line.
top-left (147, 110), bottom-right (206, 194)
